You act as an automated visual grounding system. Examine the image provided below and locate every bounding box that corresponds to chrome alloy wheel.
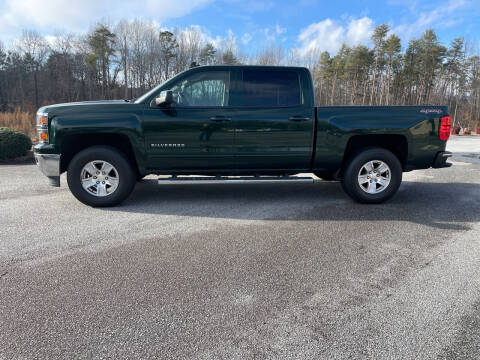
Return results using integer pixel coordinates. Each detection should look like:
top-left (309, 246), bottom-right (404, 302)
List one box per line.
top-left (80, 160), bottom-right (119, 197)
top-left (357, 160), bottom-right (391, 194)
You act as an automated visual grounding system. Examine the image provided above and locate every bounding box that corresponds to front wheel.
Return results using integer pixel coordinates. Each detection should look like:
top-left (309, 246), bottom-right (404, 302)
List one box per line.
top-left (341, 147), bottom-right (402, 204)
top-left (67, 146), bottom-right (136, 207)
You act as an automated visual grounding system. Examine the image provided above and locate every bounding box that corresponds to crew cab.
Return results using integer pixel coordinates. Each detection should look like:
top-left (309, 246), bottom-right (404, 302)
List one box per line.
top-left (34, 65), bottom-right (452, 207)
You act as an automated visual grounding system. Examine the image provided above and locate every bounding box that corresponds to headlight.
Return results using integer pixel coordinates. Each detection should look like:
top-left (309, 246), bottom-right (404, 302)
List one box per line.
top-left (36, 112), bottom-right (49, 144)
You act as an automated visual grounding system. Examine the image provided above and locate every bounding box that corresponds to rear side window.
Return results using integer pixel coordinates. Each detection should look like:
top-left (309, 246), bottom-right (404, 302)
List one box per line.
top-left (242, 70), bottom-right (301, 107)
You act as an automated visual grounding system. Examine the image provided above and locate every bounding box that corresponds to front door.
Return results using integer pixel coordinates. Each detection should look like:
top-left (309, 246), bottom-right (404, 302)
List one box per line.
top-left (143, 70), bottom-right (235, 171)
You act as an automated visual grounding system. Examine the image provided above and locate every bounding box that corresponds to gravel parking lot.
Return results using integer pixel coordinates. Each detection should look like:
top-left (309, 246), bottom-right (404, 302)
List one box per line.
top-left (1, 136), bottom-right (480, 359)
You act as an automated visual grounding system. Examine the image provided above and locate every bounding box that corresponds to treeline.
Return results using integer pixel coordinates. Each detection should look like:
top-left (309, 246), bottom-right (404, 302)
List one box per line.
top-left (0, 21), bottom-right (478, 129)
top-left (312, 26), bottom-right (480, 129)
top-left (0, 22), bottom-right (240, 112)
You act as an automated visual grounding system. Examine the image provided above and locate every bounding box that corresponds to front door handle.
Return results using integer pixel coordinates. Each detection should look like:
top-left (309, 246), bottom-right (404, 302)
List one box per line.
top-left (209, 116), bottom-right (232, 122)
top-left (288, 116), bottom-right (310, 122)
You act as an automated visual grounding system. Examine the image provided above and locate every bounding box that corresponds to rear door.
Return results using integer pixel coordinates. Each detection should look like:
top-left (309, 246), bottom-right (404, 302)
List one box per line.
top-left (233, 68), bottom-right (315, 170)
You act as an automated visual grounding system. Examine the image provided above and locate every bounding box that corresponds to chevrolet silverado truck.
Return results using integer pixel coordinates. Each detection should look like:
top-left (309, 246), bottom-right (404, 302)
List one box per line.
top-left (34, 65), bottom-right (452, 207)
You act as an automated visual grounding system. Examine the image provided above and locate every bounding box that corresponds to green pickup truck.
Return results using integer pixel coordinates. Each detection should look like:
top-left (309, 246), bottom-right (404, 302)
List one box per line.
top-left (34, 65), bottom-right (452, 207)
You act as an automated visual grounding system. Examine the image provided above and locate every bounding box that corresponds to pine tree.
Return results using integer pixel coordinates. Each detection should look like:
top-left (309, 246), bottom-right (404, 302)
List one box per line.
top-left (159, 31), bottom-right (178, 80)
top-left (199, 43), bottom-right (216, 65)
top-left (87, 25), bottom-right (116, 98)
top-left (221, 50), bottom-right (238, 65)
top-left (384, 35), bottom-right (401, 105)
top-left (369, 24), bottom-right (389, 105)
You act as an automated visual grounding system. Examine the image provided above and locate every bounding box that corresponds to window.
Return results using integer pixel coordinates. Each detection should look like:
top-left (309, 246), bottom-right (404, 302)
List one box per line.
top-left (242, 70), bottom-right (301, 107)
top-left (169, 71), bottom-right (230, 107)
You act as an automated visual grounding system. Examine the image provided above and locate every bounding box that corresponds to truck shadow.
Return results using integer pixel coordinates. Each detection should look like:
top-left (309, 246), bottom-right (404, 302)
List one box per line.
top-left (111, 180), bottom-right (480, 231)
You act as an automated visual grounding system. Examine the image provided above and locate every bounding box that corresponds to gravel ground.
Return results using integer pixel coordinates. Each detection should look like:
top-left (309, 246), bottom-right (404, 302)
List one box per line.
top-left (1, 136), bottom-right (480, 359)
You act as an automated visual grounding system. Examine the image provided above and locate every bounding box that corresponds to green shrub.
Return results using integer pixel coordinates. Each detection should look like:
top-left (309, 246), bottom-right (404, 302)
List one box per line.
top-left (0, 127), bottom-right (32, 159)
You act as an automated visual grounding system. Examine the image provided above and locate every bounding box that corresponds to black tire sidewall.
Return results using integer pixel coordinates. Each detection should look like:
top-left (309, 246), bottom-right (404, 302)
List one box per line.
top-left (67, 146), bottom-right (135, 207)
top-left (342, 147), bottom-right (402, 204)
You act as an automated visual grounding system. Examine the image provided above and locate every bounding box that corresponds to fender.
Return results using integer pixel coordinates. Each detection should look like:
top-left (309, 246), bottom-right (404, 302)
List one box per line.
top-left (46, 103), bottom-right (146, 172)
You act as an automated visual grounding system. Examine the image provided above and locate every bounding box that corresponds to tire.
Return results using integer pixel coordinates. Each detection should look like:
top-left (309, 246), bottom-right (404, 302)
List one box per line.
top-left (314, 171), bottom-right (336, 181)
top-left (67, 146), bottom-right (136, 207)
top-left (341, 147), bottom-right (402, 204)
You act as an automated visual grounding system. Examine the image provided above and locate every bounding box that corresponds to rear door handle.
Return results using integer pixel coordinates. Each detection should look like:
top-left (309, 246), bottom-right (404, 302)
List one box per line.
top-left (288, 116), bottom-right (310, 122)
top-left (209, 116), bottom-right (231, 122)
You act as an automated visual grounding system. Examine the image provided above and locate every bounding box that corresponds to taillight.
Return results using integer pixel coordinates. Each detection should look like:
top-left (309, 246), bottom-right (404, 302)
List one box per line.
top-left (440, 116), bottom-right (451, 141)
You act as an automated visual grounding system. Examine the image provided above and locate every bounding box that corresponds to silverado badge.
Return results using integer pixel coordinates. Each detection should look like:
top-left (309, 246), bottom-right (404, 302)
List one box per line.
top-left (151, 143), bottom-right (185, 148)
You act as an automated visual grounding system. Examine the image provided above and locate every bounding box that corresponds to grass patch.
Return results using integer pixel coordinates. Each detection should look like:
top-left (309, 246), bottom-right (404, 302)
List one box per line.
top-left (0, 109), bottom-right (35, 140)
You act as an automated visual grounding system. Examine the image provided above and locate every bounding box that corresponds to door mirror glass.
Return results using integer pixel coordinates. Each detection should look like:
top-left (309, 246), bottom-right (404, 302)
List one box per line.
top-left (152, 90), bottom-right (173, 107)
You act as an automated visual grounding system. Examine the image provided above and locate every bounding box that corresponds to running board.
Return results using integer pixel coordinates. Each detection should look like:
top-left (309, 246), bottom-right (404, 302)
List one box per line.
top-left (157, 176), bottom-right (315, 185)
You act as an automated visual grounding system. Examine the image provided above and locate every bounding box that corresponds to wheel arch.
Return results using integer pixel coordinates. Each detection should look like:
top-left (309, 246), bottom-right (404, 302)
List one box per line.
top-left (342, 134), bottom-right (408, 171)
top-left (60, 133), bottom-right (140, 175)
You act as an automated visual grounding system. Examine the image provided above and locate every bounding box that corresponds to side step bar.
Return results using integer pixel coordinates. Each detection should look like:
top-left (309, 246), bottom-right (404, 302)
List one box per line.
top-left (158, 176), bottom-right (315, 185)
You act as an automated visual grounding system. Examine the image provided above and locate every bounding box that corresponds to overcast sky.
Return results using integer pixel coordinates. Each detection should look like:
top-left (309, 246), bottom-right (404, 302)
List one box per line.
top-left (0, 0), bottom-right (478, 54)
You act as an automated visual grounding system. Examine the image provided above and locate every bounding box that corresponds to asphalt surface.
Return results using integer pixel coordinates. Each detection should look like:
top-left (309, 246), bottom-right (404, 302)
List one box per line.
top-left (1, 136), bottom-right (480, 359)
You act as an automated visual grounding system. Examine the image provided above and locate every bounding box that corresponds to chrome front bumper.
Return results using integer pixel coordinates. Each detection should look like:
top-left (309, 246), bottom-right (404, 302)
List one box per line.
top-left (34, 153), bottom-right (61, 186)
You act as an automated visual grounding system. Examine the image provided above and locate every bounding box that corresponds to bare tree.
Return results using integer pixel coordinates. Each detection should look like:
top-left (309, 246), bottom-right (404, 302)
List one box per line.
top-left (115, 20), bottom-right (131, 98)
top-left (175, 26), bottom-right (203, 71)
top-left (17, 30), bottom-right (49, 108)
top-left (255, 44), bottom-right (285, 65)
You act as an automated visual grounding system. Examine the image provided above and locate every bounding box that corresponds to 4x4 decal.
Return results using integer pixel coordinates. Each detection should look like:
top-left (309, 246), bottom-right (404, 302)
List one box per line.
top-left (420, 109), bottom-right (443, 114)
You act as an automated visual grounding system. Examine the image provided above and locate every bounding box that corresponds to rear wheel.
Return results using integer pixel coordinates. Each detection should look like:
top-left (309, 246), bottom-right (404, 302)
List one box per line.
top-left (67, 146), bottom-right (136, 207)
top-left (341, 147), bottom-right (402, 204)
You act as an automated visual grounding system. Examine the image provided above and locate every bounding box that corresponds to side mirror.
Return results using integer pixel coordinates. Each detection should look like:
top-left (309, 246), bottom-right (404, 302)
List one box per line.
top-left (152, 90), bottom-right (173, 107)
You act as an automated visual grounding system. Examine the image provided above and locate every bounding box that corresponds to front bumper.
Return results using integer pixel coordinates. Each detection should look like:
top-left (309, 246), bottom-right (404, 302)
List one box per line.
top-left (34, 153), bottom-right (61, 186)
top-left (432, 151), bottom-right (453, 168)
